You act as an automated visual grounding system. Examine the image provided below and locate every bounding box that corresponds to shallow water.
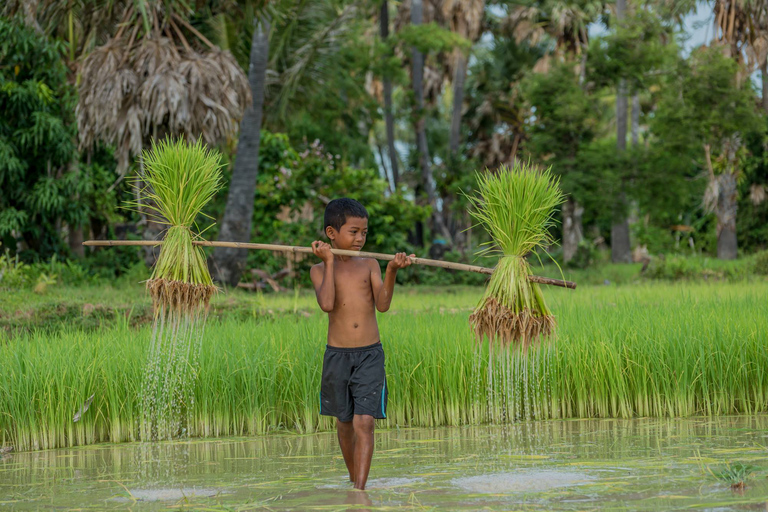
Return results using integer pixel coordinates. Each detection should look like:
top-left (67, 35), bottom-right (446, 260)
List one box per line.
top-left (2, 416), bottom-right (768, 511)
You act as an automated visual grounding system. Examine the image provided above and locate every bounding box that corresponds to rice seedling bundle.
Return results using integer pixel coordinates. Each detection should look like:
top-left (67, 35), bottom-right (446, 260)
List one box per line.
top-left (466, 162), bottom-right (565, 349)
top-left (133, 137), bottom-right (223, 441)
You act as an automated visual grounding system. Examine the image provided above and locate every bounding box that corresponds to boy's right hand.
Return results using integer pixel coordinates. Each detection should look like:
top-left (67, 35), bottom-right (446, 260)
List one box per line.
top-left (311, 241), bottom-right (334, 264)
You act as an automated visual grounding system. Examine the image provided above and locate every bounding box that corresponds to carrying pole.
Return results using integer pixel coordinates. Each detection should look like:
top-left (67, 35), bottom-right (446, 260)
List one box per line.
top-left (83, 240), bottom-right (577, 289)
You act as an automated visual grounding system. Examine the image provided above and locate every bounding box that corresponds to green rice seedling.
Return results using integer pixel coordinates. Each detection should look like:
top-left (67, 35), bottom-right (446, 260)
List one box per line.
top-left (131, 137), bottom-right (223, 441)
top-left (709, 462), bottom-right (757, 490)
top-left (3, 283), bottom-right (768, 451)
top-left (136, 137), bottom-right (222, 309)
top-left (466, 162), bottom-right (565, 348)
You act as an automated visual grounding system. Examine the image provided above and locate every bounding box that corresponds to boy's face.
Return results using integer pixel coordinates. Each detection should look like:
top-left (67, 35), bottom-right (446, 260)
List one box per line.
top-left (327, 216), bottom-right (368, 251)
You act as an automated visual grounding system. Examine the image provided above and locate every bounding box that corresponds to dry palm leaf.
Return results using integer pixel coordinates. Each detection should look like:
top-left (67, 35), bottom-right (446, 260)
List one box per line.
top-left (77, 3), bottom-right (251, 175)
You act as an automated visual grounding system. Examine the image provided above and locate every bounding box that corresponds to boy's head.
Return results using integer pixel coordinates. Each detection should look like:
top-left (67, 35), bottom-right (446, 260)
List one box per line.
top-left (324, 198), bottom-right (368, 251)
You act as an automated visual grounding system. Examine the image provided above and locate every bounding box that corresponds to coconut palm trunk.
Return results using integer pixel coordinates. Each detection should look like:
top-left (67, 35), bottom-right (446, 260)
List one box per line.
top-left (715, 172), bottom-right (739, 259)
top-left (762, 62), bottom-right (768, 114)
top-left (449, 51), bottom-right (468, 155)
top-left (380, 0), bottom-right (399, 186)
top-left (562, 197), bottom-right (584, 263)
top-left (213, 17), bottom-right (270, 286)
top-left (704, 142), bottom-right (740, 260)
top-left (611, 0), bottom-right (632, 264)
top-left (411, 0), bottom-right (451, 243)
top-left (631, 93), bottom-right (640, 146)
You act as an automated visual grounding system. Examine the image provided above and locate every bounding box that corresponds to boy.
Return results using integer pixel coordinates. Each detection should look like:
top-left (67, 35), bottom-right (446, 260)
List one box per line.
top-left (310, 198), bottom-right (413, 490)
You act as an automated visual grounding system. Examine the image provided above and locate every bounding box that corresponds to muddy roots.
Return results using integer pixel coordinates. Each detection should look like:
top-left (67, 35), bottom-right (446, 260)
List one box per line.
top-left (147, 279), bottom-right (217, 315)
top-left (470, 297), bottom-right (556, 349)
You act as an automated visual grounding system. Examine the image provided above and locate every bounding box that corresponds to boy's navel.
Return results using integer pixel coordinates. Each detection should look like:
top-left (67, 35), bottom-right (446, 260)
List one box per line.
top-left (354, 323), bottom-right (359, 329)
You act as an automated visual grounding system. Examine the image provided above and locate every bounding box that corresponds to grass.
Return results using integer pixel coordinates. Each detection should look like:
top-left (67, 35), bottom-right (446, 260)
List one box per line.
top-left (710, 462), bottom-right (758, 490)
top-left (2, 282), bottom-right (768, 451)
top-left (0, 261), bottom-right (669, 334)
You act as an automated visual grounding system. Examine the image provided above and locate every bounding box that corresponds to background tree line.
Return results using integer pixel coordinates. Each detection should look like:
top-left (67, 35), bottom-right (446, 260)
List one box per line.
top-left (1, 0), bottom-right (767, 288)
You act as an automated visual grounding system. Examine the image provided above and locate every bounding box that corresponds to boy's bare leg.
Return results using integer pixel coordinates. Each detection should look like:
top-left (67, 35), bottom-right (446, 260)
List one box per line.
top-left (336, 419), bottom-right (356, 482)
top-left (352, 414), bottom-right (375, 490)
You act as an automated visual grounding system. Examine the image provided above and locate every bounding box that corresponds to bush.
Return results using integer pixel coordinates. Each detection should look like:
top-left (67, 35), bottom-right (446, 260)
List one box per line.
top-left (0, 17), bottom-right (79, 258)
top-left (0, 251), bottom-right (30, 289)
top-left (565, 241), bottom-right (598, 270)
top-left (754, 250), bottom-right (768, 276)
top-left (644, 254), bottom-right (752, 281)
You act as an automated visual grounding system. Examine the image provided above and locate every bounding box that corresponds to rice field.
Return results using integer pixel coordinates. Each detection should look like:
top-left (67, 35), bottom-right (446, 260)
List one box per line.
top-left (1, 281), bottom-right (767, 452)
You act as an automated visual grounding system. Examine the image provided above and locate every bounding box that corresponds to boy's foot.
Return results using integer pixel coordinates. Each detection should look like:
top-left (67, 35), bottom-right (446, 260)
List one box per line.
top-left (344, 490), bottom-right (372, 506)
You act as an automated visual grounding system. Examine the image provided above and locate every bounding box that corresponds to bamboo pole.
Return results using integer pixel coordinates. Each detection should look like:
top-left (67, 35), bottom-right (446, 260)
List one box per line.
top-left (83, 240), bottom-right (577, 289)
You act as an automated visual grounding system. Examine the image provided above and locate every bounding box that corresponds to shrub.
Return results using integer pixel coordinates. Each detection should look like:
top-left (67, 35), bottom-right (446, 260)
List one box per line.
top-left (754, 250), bottom-right (768, 276)
top-left (565, 241), bottom-right (598, 270)
top-left (644, 254), bottom-right (752, 281)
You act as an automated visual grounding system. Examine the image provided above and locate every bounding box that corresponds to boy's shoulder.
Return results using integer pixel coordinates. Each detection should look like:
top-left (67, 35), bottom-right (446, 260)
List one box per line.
top-left (359, 257), bottom-right (380, 270)
top-left (310, 261), bottom-right (325, 273)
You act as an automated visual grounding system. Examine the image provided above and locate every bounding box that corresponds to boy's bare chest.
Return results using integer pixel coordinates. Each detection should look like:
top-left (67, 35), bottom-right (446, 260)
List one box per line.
top-left (332, 262), bottom-right (373, 302)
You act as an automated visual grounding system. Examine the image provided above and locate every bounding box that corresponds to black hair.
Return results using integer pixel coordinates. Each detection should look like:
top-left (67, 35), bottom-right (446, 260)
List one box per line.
top-left (324, 198), bottom-right (368, 233)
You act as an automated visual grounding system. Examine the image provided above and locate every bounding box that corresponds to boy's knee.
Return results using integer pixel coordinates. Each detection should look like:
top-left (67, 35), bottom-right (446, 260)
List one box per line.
top-left (337, 418), bottom-right (354, 430)
top-left (353, 414), bottom-right (375, 434)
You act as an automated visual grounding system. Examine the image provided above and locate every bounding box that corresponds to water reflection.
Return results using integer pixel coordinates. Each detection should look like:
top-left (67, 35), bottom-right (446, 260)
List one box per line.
top-left (1, 416), bottom-right (768, 510)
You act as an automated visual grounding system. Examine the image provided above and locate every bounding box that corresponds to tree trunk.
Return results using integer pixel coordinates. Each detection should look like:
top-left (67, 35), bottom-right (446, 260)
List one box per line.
top-left (611, 0), bottom-right (631, 264)
top-left (375, 141), bottom-right (392, 193)
top-left (449, 51), bottom-right (468, 155)
top-left (212, 17), bottom-right (270, 286)
top-left (716, 172), bottom-right (738, 260)
top-left (762, 62), bottom-right (768, 114)
top-left (69, 225), bottom-right (85, 257)
top-left (562, 197), bottom-right (584, 263)
top-left (380, 0), bottom-right (399, 187)
top-left (19, 0), bottom-right (43, 33)
top-left (631, 92), bottom-right (640, 147)
top-left (411, 0), bottom-right (451, 244)
top-left (611, 212), bottom-right (632, 263)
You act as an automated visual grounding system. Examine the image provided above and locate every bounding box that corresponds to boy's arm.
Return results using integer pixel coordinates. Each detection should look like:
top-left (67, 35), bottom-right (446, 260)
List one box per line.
top-left (310, 241), bottom-right (336, 312)
top-left (369, 253), bottom-right (414, 313)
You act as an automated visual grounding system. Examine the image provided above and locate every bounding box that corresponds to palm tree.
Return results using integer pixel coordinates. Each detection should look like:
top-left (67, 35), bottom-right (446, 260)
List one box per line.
top-left (712, 0), bottom-right (768, 108)
top-left (612, 0), bottom-right (632, 263)
top-left (703, 138), bottom-right (741, 260)
top-left (214, 0), bottom-right (366, 284)
top-left (503, 0), bottom-right (604, 263)
top-left (72, 0), bottom-right (251, 266)
top-left (212, 15), bottom-right (270, 286)
top-left (419, 0), bottom-right (454, 244)
top-left (506, 0), bottom-right (602, 61)
top-left (442, 0), bottom-right (485, 156)
top-left (380, 0), bottom-right (400, 186)
top-left (706, 0), bottom-right (768, 258)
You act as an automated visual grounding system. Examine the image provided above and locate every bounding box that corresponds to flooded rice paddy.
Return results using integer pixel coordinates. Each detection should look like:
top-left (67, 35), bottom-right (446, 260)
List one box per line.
top-left (2, 416), bottom-right (768, 511)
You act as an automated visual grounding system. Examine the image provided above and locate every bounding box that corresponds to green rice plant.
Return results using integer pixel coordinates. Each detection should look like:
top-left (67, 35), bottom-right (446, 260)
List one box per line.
top-left (129, 137), bottom-right (223, 441)
top-left (133, 136), bottom-right (223, 311)
top-left (465, 162), bottom-right (565, 348)
top-left (3, 283), bottom-right (768, 451)
top-left (709, 462), bottom-right (757, 490)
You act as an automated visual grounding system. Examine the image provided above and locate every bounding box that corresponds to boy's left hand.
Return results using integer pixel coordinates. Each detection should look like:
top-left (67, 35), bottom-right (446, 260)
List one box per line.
top-left (388, 252), bottom-right (415, 270)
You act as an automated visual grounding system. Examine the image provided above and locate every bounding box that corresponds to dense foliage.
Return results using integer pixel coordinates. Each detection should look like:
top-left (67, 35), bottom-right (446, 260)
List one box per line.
top-left (2, 0), bottom-right (768, 287)
top-left (0, 18), bottom-right (77, 259)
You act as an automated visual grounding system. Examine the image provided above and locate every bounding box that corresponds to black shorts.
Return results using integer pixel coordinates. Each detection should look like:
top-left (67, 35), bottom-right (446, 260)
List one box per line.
top-left (320, 341), bottom-right (388, 422)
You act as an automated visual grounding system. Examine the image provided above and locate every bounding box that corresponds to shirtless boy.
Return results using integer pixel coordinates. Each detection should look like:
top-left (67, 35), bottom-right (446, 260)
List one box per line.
top-left (310, 198), bottom-right (413, 490)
